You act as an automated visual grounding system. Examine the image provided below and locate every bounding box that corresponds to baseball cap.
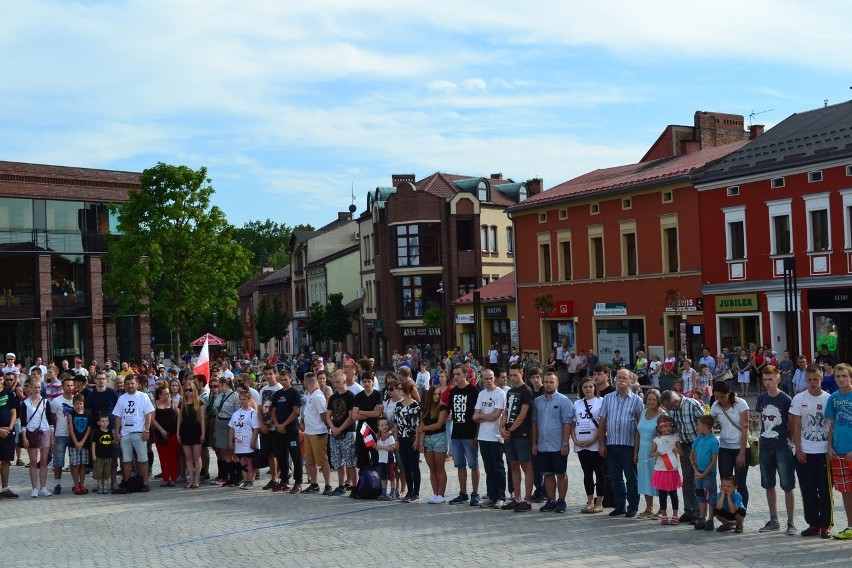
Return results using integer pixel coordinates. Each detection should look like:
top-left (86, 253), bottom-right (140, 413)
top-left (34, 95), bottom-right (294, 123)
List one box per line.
top-left (5, 352), bottom-right (14, 360)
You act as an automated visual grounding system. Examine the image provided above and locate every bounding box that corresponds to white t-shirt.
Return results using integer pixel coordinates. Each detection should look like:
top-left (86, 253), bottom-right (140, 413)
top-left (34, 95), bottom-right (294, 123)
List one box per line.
top-left (709, 398), bottom-right (749, 450)
top-left (303, 388), bottom-right (328, 435)
top-left (376, 434), bottom-right (395, 464)
top-left (228, 408), bottom-right (260, 455)
top-left (383, 398), bottom-right (400, 426)
top-left (347, 382), bottom-right (364, 396)
top-left (790, 390), bottom-right (830, 454)
top-left (416, 371), bottom-right (431, 391)
top-left (112, 392), bottom-right (155, 436)
top-left (50, 395), bottom-right (75, 437)
top-left (474, 387), bottom-right (505, 442)
top-left (573, 397), bottom-right (603, 452)
top-left (24, 397), bottom-right (51, 432)
top-left (489, 349), bottom-right (499, 364)
top-left (248, 386), bottom-right (262, 406)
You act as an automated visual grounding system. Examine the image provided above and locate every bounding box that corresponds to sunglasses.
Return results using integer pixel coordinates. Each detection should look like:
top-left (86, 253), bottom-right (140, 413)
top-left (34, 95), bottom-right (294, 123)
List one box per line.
top-left (184, 389), bottom-right (193, 393)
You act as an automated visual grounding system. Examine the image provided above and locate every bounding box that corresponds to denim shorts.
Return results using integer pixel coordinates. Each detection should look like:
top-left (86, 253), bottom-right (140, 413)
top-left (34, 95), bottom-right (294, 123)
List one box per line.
top-left (119, 432), bottom-right (149, 462)
top-left (451, 438), bottom-right (479, 469)
top-left (504, 438), bottom-right (532, 464)
top-left (53, 436), bottom-right (70, 469)
top-left (693, 474), bottom-right (717, 503)
top-left (759, 446), bottom-right (796, 491)
top-left (424, 432), bottom-right (448, 454)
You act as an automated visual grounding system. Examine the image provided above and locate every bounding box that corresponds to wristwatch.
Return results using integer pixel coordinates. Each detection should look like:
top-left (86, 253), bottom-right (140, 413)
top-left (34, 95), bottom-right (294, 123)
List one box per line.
top-left (562, 443), bottom-right (569, 448)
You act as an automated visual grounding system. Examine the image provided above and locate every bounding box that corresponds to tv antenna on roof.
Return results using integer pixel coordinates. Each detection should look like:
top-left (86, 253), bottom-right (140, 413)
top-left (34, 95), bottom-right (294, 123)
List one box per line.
top-left (748, 108), bottom-right (774, 126)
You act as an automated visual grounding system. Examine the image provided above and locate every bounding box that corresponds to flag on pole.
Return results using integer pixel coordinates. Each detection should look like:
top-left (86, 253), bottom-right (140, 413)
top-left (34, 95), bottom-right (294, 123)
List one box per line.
top-left (660, 451), bottom-right (677, 471)
top-left (193, 337), bottom-right (210, 384)
top-left (359, 422), bottom-right (376, 448)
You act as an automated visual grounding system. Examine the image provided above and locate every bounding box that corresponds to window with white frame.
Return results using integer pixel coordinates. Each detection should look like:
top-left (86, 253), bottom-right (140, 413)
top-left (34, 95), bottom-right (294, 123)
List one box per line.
top-left (489, 225), bottom-right (498, 253)
top-left (506, 226), bottom-right (514, 254)
top-left (842, 189), bottom-right (852, 249)
top-left (480, 225), bottom-right (488, 252)
top-left (723, 206), bottom-right (747, 260)
top-left (803, 193), bottom-right (831, 252)
top-left (477, 181), bottom-right (488, 202)
top-left (767, 199), bottom-right (793, 255)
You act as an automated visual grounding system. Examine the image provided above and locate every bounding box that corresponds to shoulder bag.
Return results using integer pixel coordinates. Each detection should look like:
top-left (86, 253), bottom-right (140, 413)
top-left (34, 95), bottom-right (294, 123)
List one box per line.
top-left (718, 405), bottom-right (758, 467)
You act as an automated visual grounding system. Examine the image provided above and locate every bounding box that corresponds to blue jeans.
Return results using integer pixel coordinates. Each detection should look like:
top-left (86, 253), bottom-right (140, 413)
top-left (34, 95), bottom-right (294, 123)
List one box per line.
top-left (606, 444), bottom-right (638, 513)
top-left (479, 440), bottom-right (506, 502)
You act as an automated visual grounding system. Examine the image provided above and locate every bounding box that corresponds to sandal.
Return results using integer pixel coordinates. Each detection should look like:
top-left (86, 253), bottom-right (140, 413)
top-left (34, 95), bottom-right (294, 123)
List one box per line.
top-left (669, 516), bottom-right (680, 525)
top-left (16, 460), bottom-right (24, 467)
top-left (190, 483), bottom-right (199, 489)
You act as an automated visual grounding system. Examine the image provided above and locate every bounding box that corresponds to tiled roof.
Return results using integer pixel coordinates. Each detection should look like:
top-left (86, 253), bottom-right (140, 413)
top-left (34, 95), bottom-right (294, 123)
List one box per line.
top-left (237, 271), bottom-right (276, 297)
top-left (508, 141), bottom-right (748, 212)
top-left (0, 160), bottom-right (141, 188)
top-left (257, 265), bottom-right (291, 287)
top-left (415, 172), bottom-right (515, 206)
top-left (696, 100), bottom-right (852, 183)
top-left (453, 272), bottom-right (515, 305)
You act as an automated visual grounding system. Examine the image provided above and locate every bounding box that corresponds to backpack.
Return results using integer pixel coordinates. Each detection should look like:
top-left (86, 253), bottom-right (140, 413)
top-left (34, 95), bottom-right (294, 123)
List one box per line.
top-left (352, 467), bottom-right (381, 500)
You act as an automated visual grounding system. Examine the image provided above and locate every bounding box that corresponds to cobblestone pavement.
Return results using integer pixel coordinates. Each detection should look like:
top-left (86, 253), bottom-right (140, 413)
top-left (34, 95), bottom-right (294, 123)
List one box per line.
top-left (1, 442), bottom-right (850, 568)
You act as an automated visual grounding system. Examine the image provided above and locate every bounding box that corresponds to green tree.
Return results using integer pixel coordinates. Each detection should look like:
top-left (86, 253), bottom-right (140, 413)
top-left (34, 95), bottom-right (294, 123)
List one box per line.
top-left (217, 310), bottom-right (243, 343)
top-left (255, 296), bottom-right (272, 344)
top-left (305, 301), bottom-right (327, 345)
top-left (233, 220), bottom-right (314, 272)
top-left (270, 295), bottom-right (291, 352)
top-left (103, 162), bottom-right (251, 357)
top-left (324, 293), bottom-right (350, 348)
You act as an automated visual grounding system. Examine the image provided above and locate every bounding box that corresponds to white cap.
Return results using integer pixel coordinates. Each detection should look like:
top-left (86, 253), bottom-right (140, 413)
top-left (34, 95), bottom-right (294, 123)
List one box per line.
top-left (5, 353), bottom-right (14, 359)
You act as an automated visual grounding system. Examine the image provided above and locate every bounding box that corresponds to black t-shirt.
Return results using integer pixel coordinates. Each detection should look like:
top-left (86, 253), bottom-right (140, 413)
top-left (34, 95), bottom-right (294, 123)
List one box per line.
top-left (271, 387), bottom-right (301, 432)
top-left (354, 389), bottom-right (383, 434)
top-left (85, 388), bottom-right (119, 429)
top-left (532, 387), bottom-right (545, 398)
top-left (422, 403), bottom-right (449, 434)
top-left (449, 384), bottom-right (479, 440)
top-left (70, 411), bottom-right (90, 439)
top-left (93, 429), bottom-right (114, 459)
top-left (505, 384), bottom-right (534, 439)
top-left (328, 390), bottom-right (355, 431)
top-left (599, 385), bottom-right (615, 397)
top-left (0, 387), bottom-right (18, 426)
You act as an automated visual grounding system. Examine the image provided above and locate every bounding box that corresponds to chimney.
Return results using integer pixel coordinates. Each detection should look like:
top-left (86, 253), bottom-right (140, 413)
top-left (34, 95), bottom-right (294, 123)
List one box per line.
top-left (261, 266), bottom-right (274, 273)
top-left (526, 178), bottom-right (543, 196)
top-left (490, 173), bottom-right (502, 180)
top-left (337, 211), bottom-right (351, 221)
top-left (392, 174), bottom-right (415, 187)
top-left (749, 124), bottom-right (764, 139)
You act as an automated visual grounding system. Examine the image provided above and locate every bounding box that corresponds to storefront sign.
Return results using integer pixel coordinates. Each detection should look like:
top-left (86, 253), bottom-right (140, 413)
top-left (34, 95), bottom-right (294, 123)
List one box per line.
top-left (809, 289), bottom-right (851, 309)
top-left (715, 294), bottom-right (759, 313)
top-left (484, 305), bottom-right (507, 319)
top-left (664, 297), bottom-right (703, 313)
top-left (593, 302), bottom-right (627, 317)
top-left (402, 327), bottom-right (441, 337)
top-left (542, 300), bottom-right (574, 318)
top-left (455, 313), bottom-right (475, 324)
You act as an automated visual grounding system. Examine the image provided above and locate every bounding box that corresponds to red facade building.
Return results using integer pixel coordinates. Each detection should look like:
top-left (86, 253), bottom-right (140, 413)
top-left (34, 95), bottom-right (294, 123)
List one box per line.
top-left (695, 100), bottom-right (852, 364)
top-left (508, 112), bottom-right (754, 365)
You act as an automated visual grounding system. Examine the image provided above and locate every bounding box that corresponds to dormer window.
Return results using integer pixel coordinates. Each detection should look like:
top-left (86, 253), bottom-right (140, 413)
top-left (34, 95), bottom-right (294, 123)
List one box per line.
top-left (477, 181), bottom-right (488, 202)
top-left (518, 186), bottom-right (528, 201)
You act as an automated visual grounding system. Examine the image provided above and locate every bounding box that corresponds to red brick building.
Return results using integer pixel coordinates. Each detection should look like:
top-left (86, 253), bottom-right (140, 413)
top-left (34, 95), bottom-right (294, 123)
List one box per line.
top-left (359, 173), bottom-right (539, 366)
top-left (507, 112), bottom-right (754, 365)
top-left (0, 160), bottom-right (149, 366)
top-left (695, 100), bottom-right (852, 363)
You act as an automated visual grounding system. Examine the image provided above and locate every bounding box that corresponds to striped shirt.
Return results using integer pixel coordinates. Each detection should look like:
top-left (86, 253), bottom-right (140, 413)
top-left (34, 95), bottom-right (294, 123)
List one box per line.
top-left (600, 390), bottom-right (643, 446)
top-left (669, 396), bottom-right (704, 444)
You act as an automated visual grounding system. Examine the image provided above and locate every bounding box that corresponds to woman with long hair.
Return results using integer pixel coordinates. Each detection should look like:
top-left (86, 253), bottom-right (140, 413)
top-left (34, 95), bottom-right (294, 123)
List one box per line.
top-left (394, 379), bottom-right (421, 502)
top-left (177, 379), bottom-right (206, 489)
top-left (572, 377), bottom-right (605, 513)
top-left (151, 385), bottom-right (180, 487)
top-left (418, 386), bottom-right (449, 503)
top-left (213, 377), bottom-right (239, 486)
top-left (709, 380), bottom-right (751, 506)
top-left (21, 377), bottom-right (52, 497)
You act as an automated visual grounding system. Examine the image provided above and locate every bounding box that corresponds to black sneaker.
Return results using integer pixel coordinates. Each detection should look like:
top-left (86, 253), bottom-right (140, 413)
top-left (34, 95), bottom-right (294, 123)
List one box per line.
top-left (531, 490), bottom-right (545, 503)
top-left (322, 485), bottom-right (334, 496)
top-left (694, 519), bottom-right (706, 530)
top-left (514, 500), bottom-right (532, 512)
top-left (449, 492), bottom-right (469, 504)
top-left (801, 526), bottom-right (820, 537)
top-left (539, 500), bottom-right (557, 512)
top-left (301, 483), bottom-right (320, 494)
top-left (262, 480), bottom-right (277, 490)
top-left (608, 509), bottom-right (626, 517)
top-left (501, 499), bottom-right (518, 510)
top-left (716, 523), bottom-right (732, 532)
top-left (54, 484), bottom-right (61, 495)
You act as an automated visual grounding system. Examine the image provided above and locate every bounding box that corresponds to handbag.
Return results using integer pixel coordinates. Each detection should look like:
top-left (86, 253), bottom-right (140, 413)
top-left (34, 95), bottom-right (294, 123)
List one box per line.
top-left (24, 397), bottom-right (47, 447)
top-left (719, 405), bottom-right (759, 467)
top-left (722, 369), bottom-right (733, 381)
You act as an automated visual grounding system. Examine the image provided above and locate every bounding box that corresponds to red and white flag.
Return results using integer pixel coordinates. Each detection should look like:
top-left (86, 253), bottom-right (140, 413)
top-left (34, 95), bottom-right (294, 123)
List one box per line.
top-left (660, 451), bottom-right (677, 471)
top-left (359, 422), bottom-right (375, 448)
top-left (193, 337), bottom-right (210, 384)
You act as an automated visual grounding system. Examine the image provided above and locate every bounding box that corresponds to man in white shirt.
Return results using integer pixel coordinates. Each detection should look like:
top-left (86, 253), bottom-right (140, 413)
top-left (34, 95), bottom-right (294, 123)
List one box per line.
top-left (112, 375), bottom-right (155, 493)
top-left (474, 369), bottom-right (506, 508)
top-left (300, 373), bottom-right (332, 494)
top-left (344, 360), bottom-right (364, 396)
top-left (29, 356), bottom-right (48, 379)
top-left (72, 358), bottom-right (89, 378)
top-left (49, 376), bottom-right (75, 494)
top-left (1, 353), bottom-right (18, 375)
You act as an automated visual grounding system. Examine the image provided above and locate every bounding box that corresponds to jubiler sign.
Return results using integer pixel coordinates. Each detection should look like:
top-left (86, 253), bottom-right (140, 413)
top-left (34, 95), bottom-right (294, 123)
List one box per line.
top-left (715, 294), bottom-right (759, 313)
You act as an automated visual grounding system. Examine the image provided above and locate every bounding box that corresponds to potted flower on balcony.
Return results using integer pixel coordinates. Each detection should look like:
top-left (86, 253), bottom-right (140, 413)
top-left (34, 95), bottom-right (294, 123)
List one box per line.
top-left (533, 293), bottom-right (555, 317)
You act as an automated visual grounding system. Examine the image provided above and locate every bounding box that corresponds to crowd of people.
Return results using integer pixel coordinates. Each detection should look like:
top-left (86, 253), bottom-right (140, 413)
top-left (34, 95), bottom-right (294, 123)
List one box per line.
top-left (0, 347), bottom-right (851, 543)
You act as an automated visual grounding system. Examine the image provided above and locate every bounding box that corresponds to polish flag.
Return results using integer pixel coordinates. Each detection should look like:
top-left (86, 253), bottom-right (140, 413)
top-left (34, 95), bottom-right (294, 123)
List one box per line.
top-left (359, 422), bottom-right (376, 448)
top-left (193, 337), bottom-right (210, 383)
top-left (660, 451), bottom-right (677, 471)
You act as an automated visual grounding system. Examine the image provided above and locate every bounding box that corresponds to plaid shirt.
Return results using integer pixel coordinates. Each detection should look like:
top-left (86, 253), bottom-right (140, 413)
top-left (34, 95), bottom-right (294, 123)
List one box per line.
top-left (670, 396), bottom-right (704, 444)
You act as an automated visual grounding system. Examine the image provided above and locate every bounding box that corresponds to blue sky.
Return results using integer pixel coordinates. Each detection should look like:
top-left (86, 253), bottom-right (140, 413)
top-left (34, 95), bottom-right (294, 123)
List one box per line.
top-left (2, 1), bottom-right (852, 227)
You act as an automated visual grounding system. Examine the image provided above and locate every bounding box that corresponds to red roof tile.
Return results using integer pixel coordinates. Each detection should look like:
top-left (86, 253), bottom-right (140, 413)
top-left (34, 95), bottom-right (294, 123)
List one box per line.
top-left (453, 272), bottom-right (515, 305)
top-left (508, 141), bottom-right (748, 212)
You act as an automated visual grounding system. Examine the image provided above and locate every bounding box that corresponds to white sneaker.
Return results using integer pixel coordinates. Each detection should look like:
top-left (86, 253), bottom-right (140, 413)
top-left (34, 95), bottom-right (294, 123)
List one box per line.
top-left (433, 495), bottom-right (446, 504)
top-left (31, 488), bottom-right (38, 498)
top-left (493, 499), bottom-right (505, 509)
top-left (426, 495), bottom-right (438, 504)
top-left (38, 487), bottom-right (52, 497)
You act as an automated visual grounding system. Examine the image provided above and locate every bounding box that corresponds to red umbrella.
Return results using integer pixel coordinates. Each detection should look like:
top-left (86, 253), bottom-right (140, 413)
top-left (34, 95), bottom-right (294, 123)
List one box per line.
top-left (190, 333), bottom-right (227, 347)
